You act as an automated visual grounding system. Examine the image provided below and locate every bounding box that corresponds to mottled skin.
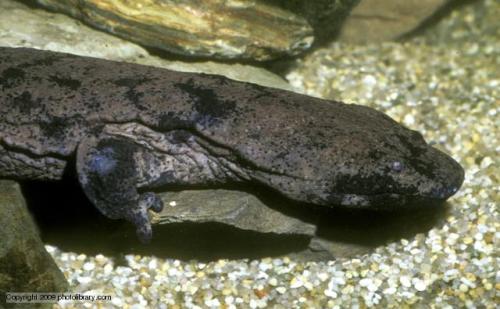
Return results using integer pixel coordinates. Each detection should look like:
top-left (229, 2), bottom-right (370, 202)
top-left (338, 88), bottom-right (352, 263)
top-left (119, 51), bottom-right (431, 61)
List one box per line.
top-left (0, 47), bottom-right (464, 242)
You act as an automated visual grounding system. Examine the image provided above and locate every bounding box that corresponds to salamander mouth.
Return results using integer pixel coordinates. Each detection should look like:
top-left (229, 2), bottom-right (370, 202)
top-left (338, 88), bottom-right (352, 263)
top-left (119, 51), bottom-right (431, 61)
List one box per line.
top-left (332, 193), bottom-right (446, 211)
top-left (425, 184), bottom-right (462, 200)
top-left (327, 183), bottom-right (463, 210)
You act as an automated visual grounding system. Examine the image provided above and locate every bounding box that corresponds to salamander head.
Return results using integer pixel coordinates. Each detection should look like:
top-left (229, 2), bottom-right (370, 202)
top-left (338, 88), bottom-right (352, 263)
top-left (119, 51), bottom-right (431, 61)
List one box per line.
top-left (249, 127), bottom-right (463, 209)
top-left (231, 102), bottom-right (464, 210)
top-left (318, 129), bottom-right (465, 209)
top-left (294, 128), bottom-right (462, 209)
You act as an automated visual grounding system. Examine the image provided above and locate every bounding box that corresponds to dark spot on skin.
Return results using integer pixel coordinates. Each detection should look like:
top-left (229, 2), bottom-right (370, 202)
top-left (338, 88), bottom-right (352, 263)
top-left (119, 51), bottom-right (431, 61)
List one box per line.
top-left (38, 115), bottom-right (69, 139)
top-left (0, 67), bottom-right (25, 89)
top-left (114, 77), bottom-right (152, 110)
top-left (85, 97), bottom-right (101, 110)
top-left (368, 149), bottom-right (384, 160)
top-left (244, 81), bottom-right (274, 95)
top-left (31, 56), bottom-right (61, 66)
top-left (253, 92), bottom-right (271, 100)
top-left (114, 77), bottom-right (148, 88)
top-left (49, 75), bottom-right (81, 91)
top-left (88, 124), bottom-right (105, 137)
top-left (304, 140), bottom-right (328, 150)
top-left (170, 130), bottom-right (192, 144)
top-left (248, 133), bottom-right (261, 140)
top-left (275, 151), bottom-right (288, 160)
top-left (175, 78), bottom-right (236, 126)
top-left (205, 74), bottom-right (230, 86)
top-left (397, 133), bottom-right (426, 156)
top-left (18, 54), bottom-right (61, 68)
top-left (13, 91), bottom-right (41, 114)
top-left (332, 170), bottom-right (418, 197)
top-left (394, 132), bottom-right (439, 179)
top-left (333, 174), bottom-right (376, 195)
top-left (158, 112), bottom-right (192, 130)
top-left (244, 83), bottom-right (276, 101)
top-left (407, 155), bottom-right (437, 178)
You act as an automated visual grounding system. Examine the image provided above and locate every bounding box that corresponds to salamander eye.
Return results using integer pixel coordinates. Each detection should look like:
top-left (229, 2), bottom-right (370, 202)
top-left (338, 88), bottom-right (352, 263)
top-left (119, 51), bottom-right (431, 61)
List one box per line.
top-left (390, 161), bottom-right (404, 172)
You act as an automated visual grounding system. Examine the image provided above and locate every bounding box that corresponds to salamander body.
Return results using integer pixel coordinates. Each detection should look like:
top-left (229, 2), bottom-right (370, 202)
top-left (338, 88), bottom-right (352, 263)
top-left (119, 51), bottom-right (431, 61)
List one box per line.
top-left (0, 47), bottom-right (464, 242)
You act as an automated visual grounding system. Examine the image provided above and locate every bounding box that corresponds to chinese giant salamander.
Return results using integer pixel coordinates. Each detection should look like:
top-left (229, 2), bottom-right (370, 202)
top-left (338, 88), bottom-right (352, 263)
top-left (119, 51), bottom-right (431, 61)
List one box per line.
top-left (0, 47), bottom-right (464, 242)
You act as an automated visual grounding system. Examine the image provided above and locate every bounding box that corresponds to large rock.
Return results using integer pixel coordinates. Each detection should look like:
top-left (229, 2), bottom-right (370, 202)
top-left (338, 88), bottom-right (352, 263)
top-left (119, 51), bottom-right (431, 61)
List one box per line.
top-left (0, 180), bottom-right (68, 308)
top-left (338, 0), bottom-right (450, 43)
top-left (151, 189), bottom-right (449, 261)
top-left (0, 0), bottom-right (292, 91)
top-left (152, 190), bottom-right (316, 236)
top-left (268, 0), bottom-right (360, 45)
top-left (33, 0), bottom-right (313, 61)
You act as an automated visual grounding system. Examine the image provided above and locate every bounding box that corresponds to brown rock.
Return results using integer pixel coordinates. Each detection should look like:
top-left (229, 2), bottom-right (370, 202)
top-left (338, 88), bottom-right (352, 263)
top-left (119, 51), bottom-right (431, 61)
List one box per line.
top-left (338, 0), bottom-right (449, 43)
top-left (0, 0), bottom-right (293, 90)
top-left (0, 180), bottom-right (68, 308)
top-left (34, 0), bottom-right (314, 61)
